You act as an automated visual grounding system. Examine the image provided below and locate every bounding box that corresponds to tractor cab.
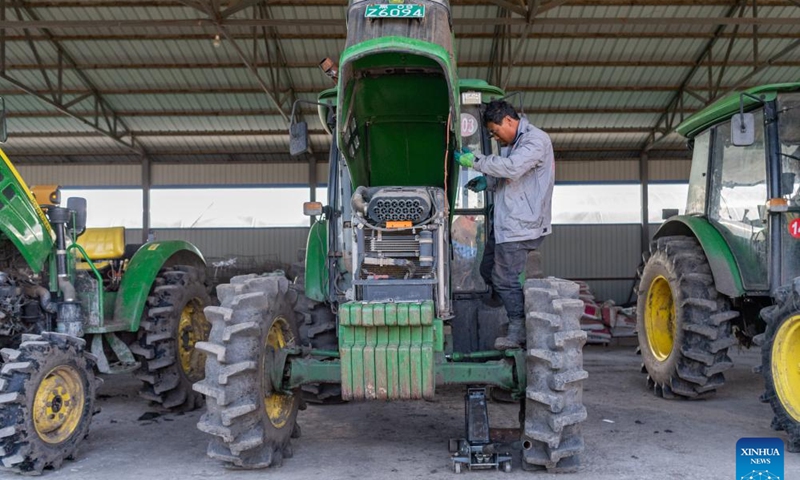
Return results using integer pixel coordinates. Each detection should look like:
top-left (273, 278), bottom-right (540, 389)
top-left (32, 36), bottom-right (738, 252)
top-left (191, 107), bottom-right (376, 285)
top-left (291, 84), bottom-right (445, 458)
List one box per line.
top-left (675, 84), bottom-right (800, 295)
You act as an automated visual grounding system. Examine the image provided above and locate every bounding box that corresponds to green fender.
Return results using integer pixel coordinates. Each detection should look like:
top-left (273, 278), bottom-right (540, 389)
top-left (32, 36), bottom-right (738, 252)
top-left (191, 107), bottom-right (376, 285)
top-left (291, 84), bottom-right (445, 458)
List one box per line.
top-left (113, 240), bottom-right (206, 332)
top-left (654, 216), bottom-right (745, 298)
top-left (304, 220), bottom-right (329, 302)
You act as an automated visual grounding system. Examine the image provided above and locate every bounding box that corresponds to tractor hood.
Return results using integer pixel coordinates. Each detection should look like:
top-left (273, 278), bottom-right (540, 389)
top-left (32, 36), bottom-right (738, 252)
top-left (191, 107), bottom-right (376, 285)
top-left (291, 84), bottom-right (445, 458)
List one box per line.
top-left (0, 149), bottom-right (54, 271)
top-left (336, 0), bottom-right (459, 190)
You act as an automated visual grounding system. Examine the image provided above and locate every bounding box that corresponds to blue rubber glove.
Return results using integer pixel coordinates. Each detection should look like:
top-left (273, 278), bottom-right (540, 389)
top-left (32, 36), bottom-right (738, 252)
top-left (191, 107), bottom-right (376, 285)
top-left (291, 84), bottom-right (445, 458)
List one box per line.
top-left (454, 147), bottom-right (475, 168)
top-left (465, 176), bottom-right (487, 192)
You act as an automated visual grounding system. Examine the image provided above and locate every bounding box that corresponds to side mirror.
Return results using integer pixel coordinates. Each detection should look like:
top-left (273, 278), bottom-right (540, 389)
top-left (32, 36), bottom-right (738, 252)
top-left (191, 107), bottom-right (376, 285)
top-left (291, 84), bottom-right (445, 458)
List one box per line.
top-left (303, 201), bottom-right (323, 217)
top-left (732, 112), bottom-right (755, 146)
top-left (661, 208), bottom-right (679, 220)
top-left (0, 97), bottom-right (8, 144)
top-left (66, 197), bottom-right (87, 236)
top-left (289, 121), bottom-right (310, 156)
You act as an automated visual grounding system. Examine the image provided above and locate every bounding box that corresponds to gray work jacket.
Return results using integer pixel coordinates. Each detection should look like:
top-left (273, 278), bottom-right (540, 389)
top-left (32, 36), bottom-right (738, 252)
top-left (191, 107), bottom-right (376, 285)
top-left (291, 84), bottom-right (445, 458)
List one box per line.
top-left (473, 116), bottom-right (555, 244)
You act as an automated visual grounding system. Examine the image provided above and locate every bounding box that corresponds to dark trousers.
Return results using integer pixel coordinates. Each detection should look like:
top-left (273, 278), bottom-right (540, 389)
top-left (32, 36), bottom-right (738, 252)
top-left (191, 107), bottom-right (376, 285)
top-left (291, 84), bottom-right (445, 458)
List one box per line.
top-left (479, 225), bottom-right (543, 321)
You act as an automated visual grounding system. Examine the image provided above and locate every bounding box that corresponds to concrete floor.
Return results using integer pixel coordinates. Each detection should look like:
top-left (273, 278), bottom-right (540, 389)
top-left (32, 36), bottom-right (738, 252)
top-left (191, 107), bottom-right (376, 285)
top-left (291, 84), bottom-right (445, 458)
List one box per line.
top-left (42, 344), bottom-right (800, 480)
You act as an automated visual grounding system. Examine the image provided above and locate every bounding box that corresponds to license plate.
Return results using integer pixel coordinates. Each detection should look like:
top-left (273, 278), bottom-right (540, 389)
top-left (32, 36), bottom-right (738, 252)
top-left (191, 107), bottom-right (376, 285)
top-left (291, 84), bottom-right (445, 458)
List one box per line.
top-left (365, 4), bottom-right (425, 19)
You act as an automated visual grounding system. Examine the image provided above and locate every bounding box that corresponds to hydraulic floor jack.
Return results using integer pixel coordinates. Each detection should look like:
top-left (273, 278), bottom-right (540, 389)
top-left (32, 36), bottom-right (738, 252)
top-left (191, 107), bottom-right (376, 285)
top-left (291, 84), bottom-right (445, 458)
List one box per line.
top-left (450, 388), bottom-right (513, 473)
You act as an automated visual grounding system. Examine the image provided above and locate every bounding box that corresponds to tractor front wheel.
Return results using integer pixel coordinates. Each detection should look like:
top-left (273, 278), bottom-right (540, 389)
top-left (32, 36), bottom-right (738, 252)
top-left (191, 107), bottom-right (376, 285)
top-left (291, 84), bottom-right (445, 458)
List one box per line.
top-left (760, 280), bottom-right (800, 452)
top-left (521, 278), bottom-right (587, 473)
top-left (637, 236), bottom-right (738, 398)
top-left (194, 274), bottom-right (300, 469)
top-left (0, 332), bottom-right (98, 474)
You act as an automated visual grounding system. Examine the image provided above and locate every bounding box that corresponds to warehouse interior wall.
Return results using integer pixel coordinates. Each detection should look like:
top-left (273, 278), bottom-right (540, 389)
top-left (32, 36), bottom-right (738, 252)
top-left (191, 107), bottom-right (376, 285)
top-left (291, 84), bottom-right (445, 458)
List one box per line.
top-left (17, 157), bottom-right (691, 305)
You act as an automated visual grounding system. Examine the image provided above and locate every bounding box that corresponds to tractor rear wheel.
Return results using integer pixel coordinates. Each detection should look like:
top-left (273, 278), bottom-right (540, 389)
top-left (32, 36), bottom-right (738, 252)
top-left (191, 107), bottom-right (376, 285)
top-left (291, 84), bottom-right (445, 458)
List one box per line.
top-left (0, 332), bottom-right (98, 474)
top-left (194, 274), bottom-right (300, 469)
top-left (637, 236), bottom-right (738, 398)
top-left (521, 278), bottom-right (587, 473)
top-left (131, 265), bottom-right (211, 411)
top-left (760, 280), bottom-right (800, 452)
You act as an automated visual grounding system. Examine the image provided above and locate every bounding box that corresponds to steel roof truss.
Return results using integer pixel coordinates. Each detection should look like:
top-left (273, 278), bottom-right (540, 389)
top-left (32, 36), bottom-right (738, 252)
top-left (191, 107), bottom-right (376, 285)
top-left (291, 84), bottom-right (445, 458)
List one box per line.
top-left (0, 0), bottom-right (148, 157)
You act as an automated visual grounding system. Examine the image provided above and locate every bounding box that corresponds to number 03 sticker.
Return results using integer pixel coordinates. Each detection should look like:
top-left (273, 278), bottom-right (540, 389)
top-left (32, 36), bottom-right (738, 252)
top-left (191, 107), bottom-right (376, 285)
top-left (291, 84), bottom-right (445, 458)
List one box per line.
top-left (460, 113), bottom-right (478, 137)
top-left (789, 218), bottom-right (800, 238)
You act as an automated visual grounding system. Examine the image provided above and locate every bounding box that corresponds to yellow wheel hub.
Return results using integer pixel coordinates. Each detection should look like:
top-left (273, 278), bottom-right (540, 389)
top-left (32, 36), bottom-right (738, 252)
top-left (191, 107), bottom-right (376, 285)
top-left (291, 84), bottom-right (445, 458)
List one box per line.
top-left (33, 365), bottom-right (85, 444)
top-left (264, 317), bottom-right (293, 429)
top-left (178, 299), bottom-right (209, 382)
top-left (645, 275), bottom-right (676, 362)
top-left (772, 314), bottom-right (800, 422)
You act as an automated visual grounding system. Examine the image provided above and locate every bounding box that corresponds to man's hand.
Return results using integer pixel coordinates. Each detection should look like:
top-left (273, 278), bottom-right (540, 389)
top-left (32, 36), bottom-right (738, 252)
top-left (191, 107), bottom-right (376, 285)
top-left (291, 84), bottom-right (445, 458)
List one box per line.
top-left (454, 147), bottom-right (475, 168)
top-left (465, 176), bottom-right (487, 192)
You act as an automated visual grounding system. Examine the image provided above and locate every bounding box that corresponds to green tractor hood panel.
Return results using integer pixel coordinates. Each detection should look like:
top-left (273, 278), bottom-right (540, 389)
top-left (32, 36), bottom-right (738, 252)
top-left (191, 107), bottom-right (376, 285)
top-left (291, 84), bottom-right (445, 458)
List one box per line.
top-left (0, 149), bottom-right (54, 271)
top-left (337, 1), bottom-right (459, 189)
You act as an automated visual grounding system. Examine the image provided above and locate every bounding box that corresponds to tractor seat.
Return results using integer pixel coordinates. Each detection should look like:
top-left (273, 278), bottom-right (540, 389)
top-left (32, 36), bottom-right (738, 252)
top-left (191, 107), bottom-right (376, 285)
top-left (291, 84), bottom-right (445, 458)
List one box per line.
top-left (75, 227), bottom-right (126, 270)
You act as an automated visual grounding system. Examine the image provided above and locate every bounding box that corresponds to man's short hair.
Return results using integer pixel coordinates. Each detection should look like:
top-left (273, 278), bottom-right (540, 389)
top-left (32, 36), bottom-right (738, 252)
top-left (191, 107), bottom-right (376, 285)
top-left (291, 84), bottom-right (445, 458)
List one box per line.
top-left (483, 100), bottom-right (519, 125)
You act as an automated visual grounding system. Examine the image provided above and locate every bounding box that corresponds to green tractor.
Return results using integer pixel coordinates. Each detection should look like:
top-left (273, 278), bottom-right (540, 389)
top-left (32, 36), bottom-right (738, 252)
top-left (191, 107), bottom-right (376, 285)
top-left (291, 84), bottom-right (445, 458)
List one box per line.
top-left (637, 83), bottom-right (800, 451)
top-left (0, 123), bottom-right (212, 473)
top-left (193, 0), bottom-right (588, 473)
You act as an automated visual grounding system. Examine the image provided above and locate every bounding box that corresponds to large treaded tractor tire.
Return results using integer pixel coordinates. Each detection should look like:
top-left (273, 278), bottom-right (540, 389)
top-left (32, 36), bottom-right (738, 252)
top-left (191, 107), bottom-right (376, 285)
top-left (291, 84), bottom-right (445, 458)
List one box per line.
top-left (194, 274), bottom-right (301, 469)
top-left (760, 279), bottom-right (800, 452)
top-left (0, 332), bottom-right (99, 474)
top-left (521, 278), bottom-right (588, 473)
top-left (287, 283), bottom-right (341, 404)
top-left (130, 265), bottom-right (211, 411)
top-left (636, 236), bottom-right (738, 399)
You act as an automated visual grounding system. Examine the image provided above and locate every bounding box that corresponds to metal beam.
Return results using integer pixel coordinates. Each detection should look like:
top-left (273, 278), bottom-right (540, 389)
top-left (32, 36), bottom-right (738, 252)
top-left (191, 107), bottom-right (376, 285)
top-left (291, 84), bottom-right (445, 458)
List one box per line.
top-left (8, 127), bottom-right (658, 138)
top-left (220, 0), bottom-right (265, 18)
top-left (501, 0), bottom-right (571, 89)
top-left (0, 16), bottom-right (799, 30)
top-left (641, 1), bottom-right (744, 153)
top-left (484, 0), bottom-right (527, 17)
top-left (0, 83), bottom-right (772, 97)
top-left (645, 35), bottom-right (800, 152)
top-left (5, 106), bottom-right (699, 118)
top-left (713, 37), bottom-right (800, 100)
top-left (4, 59), bottom-right (800, 73)
top-left (5, 147), bottom-right (688, 162)
top-left (2, 31), bottom-right (797, 42)
top-left (176, 0), bottom-right (292, 122)
top-left (0, 1), bottom-right (147, 156)
top-left (485, 6), bottom-right (508, 87)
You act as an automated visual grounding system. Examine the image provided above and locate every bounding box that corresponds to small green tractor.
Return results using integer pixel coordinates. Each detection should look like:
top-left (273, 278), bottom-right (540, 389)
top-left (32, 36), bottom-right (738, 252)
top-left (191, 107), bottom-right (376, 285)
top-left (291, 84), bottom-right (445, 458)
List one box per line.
top-left (637, 83), bottom-right (800, 451)
top-left (0, 122), bottom-right (212, 473)
top-left (193, 0), bottom-right (588, 473)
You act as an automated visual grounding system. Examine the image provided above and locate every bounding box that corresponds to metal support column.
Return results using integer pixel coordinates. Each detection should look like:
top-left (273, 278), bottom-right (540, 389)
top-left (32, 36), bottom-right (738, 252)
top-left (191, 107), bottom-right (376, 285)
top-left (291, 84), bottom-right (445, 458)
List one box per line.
top-left (639, 152), bottom-right (650, 256)
top-left (141, 154), bottom-right (151, 243)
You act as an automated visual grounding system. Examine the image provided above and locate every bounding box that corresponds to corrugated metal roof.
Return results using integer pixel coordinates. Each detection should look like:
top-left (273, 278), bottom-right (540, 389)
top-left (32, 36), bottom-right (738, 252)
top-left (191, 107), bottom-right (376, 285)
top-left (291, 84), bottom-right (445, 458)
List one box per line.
top-left (0, 1), bottom-right (796, 169)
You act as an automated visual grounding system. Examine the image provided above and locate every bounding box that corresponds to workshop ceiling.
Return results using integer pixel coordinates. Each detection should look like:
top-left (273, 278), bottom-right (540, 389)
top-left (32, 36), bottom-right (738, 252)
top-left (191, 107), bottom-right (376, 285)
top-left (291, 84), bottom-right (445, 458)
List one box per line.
top-left (0, 0), bottom-right (798, 165)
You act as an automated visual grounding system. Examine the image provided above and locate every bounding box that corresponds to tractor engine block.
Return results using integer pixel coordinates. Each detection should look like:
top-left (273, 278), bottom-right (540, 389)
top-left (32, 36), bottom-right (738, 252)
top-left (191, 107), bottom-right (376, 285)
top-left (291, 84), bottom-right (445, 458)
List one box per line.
top-left (350, 186), bottom-right (451, 318)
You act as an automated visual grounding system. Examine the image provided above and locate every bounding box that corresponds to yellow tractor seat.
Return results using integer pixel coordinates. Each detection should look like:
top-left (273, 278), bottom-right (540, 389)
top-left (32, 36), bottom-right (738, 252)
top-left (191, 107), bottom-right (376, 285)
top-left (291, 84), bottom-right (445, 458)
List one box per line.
top-left (75, 227), bottom-right (126, 270)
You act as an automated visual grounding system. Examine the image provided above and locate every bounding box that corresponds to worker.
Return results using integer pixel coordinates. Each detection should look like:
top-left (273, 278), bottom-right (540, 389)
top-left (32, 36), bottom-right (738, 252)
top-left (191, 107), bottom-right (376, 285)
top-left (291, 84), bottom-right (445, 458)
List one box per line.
top-left (453, 100), bottom-right (555, 350)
